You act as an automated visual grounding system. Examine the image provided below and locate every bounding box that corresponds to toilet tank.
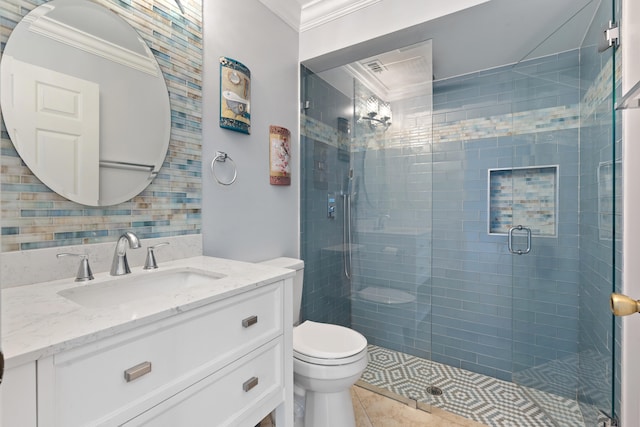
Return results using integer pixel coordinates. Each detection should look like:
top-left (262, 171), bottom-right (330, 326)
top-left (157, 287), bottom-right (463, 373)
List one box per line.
top-left (259, 257), bottom-right (304, 325)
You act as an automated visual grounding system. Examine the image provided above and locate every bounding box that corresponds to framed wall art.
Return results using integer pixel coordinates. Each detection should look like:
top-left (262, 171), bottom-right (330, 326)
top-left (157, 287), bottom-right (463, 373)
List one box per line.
top-left (219, 56), bottom-right (251, 134)
top-left (269, 125), bottom-right (291, 185)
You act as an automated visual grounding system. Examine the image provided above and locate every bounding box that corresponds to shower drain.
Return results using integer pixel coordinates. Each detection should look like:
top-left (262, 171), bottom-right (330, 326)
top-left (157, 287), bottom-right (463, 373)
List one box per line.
top-left (426, 386), bottom-right (443, 396)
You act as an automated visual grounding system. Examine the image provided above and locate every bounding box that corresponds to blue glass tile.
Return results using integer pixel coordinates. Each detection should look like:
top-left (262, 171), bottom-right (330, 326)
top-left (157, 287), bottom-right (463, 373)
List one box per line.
top-left (1, 227), bottom-right (19, 235)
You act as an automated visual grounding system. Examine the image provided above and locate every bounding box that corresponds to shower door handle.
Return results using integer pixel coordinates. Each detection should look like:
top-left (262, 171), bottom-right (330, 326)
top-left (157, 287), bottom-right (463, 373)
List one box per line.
top-left (508, 225), bottom-right (531, 255)
top-left (610, 293), bottom-right (640, 316)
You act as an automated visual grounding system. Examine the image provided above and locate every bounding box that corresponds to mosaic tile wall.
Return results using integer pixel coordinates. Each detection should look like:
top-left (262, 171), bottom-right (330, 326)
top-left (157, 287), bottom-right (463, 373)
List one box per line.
top-left (0, 0), bottom-right (203, 252)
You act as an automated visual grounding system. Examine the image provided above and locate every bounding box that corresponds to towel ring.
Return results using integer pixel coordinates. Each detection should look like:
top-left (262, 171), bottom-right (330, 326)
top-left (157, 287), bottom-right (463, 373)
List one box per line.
top-left (210, 151), bottom-right (237, 186)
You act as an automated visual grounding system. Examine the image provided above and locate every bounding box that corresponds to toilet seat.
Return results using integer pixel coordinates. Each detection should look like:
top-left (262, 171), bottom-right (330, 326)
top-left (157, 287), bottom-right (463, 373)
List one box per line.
top-left (293, 321), bottom-right (367, 366)
top-left (294, 348), bottom-right (367, 366)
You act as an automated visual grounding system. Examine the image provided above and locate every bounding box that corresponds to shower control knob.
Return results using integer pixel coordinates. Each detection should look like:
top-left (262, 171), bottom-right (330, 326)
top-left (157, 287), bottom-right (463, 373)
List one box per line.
top-left (327, 194), bottom-right (336, 219)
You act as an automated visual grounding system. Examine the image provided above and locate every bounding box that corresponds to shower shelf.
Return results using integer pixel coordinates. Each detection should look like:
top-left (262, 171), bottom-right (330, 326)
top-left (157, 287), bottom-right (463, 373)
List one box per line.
top-left (616, 78), bottom-right (640, 110)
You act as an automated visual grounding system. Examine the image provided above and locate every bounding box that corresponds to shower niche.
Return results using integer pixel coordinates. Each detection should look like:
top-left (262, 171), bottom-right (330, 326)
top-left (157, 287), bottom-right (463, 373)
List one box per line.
top-left (488, 166), bottom-right (558, 237)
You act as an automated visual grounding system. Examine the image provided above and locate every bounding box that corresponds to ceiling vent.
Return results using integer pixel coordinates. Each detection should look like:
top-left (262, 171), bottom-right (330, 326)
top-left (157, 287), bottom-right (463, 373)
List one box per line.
top-left (364, 59), bottom-right (386, 73)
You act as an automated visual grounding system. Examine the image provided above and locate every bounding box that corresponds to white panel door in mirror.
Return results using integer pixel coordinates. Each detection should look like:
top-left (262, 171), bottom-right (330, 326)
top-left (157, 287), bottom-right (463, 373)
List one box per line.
top-left (2, 57), bottom-right (100, 206)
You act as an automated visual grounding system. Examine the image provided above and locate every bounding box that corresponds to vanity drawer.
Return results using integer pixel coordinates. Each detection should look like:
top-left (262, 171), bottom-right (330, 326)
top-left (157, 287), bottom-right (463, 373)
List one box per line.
top-left (46, 282), bottom-right (283, 427)
top-left (123, 338), bottom-right (283, 427)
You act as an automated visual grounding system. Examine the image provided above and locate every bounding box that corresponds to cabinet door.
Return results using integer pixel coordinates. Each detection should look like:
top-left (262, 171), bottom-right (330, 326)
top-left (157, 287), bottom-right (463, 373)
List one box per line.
top-left (123, 339), bottom-right (283, 427)
top-left (1, 363), bottom-right (37, 427)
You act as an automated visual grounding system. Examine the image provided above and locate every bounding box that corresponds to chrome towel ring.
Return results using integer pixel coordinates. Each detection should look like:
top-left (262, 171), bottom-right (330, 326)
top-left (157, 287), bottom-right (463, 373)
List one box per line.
top-left (210, 151), bottom-right (237, 186)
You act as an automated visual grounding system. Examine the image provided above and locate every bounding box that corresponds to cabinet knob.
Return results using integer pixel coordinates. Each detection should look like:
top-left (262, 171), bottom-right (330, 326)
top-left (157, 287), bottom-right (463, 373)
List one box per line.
top-left (242, 315), bottom-right (258, 328)
top-left (243, 376), bottom-right (259, 392)
top-left (124, 361), bottom-right (152, 382)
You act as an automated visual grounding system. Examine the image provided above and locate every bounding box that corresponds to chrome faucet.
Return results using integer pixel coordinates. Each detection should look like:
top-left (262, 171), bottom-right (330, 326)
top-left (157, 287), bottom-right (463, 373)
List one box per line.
top-left (110, 232), bottom-right (141, 276)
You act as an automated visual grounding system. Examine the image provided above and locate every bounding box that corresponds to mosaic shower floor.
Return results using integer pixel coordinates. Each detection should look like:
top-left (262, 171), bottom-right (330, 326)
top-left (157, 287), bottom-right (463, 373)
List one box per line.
top-left (359, 345), bottom-right (591, 427)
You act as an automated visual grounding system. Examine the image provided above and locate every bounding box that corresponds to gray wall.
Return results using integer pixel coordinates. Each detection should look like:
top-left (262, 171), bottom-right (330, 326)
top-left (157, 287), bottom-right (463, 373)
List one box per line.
top-left (201, 1), bottom-right (300, 262)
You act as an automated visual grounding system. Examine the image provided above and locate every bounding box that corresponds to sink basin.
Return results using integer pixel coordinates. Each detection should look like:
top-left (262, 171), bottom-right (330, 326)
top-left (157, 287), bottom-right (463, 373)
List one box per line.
top-left (58, 267), bottom-right (226, 309)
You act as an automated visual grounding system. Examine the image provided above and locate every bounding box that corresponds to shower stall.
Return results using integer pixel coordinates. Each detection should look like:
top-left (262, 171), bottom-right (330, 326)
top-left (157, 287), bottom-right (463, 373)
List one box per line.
top-left (300, 1), bottom-right (621, 425)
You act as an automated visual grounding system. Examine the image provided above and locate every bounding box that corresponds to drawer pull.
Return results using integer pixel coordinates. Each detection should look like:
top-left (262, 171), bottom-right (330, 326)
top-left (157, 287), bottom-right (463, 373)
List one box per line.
top-left (242, 315), bottom-right (258, 328)
top-left (124, 361), bottom-right (152, 382)
top-left (243, 376), bottom-right (259, 392)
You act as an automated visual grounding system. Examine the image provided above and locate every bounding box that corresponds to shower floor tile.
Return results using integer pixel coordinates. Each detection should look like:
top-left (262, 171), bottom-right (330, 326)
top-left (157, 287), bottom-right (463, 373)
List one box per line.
top-left (360, 345), bottom-right (588, 427)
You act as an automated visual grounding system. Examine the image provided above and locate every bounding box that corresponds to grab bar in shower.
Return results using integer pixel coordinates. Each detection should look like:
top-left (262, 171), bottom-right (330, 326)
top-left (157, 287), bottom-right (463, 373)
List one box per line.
top-left (508, 225), bottom-right (531, 255)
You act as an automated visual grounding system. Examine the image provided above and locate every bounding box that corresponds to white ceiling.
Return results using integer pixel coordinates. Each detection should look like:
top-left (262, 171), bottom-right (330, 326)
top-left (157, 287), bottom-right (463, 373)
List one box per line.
top-left (261, 0), bottom-right (602, 81)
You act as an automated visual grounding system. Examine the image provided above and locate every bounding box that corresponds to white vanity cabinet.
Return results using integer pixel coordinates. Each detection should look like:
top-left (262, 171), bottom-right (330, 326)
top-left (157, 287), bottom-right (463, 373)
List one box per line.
top-left (35, 280), bottom-right (289, 427)
top-left (123, 339), bottom-right (283, 426)
top-left (1, 362), bottom-right (38, 427)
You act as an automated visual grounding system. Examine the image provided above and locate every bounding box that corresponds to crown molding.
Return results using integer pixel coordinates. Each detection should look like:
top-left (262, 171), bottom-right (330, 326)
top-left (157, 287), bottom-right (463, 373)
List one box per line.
top-left (28, 15), bottom-right (159, 76)
top-left (259, 0), bottom-right (381, 32)
top-left (300, 0), bottom-right (381, 32)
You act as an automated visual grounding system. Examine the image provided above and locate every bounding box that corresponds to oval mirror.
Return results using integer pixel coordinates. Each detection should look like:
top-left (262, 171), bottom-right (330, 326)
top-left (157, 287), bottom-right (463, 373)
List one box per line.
top-left (0, 0), bottom-right (171, 206)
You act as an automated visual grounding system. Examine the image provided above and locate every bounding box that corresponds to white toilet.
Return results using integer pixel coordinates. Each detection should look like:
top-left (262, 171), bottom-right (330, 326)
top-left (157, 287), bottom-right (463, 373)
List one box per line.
top-left (260, 257), bottom-right (368, 427)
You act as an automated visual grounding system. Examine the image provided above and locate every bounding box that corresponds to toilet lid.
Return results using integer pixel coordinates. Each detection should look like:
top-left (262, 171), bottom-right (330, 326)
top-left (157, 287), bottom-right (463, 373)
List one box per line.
top-left (293, 320), bottom-right (367, 359)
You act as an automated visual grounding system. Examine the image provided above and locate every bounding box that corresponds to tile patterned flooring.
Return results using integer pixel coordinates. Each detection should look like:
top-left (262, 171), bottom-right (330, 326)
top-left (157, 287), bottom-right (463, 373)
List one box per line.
top-left (258, 385), bottom-right (486, 427)
top-left (261, 345), bottom-right (600, 426)
top-left (352, 385), bottom-right (488, 427)
top-left (360, 345), bottom-right (589, 427)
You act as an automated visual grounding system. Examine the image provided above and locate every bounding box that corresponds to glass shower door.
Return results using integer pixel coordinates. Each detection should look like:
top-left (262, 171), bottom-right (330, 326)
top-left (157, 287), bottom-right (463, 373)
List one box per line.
top-left (575, 0), bottom-right (621, 422)
top-left (300, 41), bottom-right (435, 405)
top-left (509, 0), bottom-right (620, 424)
top-left (350, 83), bottom-right (434, 343)
top-left (348, 41), bottom-right (435, 407)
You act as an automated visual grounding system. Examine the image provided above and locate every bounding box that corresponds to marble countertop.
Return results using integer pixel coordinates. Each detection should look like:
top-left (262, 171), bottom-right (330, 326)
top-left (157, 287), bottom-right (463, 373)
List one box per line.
top-left (2, 256), bottom-right (295, 368)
